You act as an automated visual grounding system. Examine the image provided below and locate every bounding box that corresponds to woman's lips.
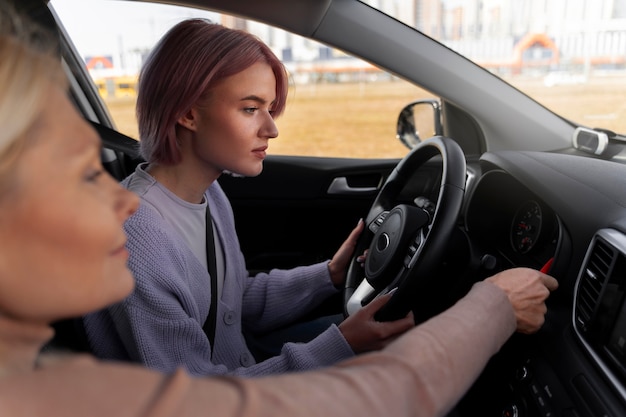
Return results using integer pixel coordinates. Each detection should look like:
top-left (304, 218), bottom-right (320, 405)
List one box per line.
top-left (252, 146), bottom-right (268, 159)
top-left (111, 242), bottom-right (129, 259)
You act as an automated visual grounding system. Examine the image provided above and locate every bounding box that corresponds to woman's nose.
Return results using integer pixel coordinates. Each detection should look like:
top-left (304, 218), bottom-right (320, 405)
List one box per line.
top-left (116, 184), bottom-right (140, 221)
top-left (262, 111), bottom-right (279, 139)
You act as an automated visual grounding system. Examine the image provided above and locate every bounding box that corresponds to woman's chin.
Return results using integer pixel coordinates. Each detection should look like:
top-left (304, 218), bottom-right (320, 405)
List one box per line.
top-left (111, 270), bottom-right (136, 300)
top-left (223, 169), bottom-right (246, 178)
top-left (95, 269), bottom-right (136, 311)
top-left (223, 162), bottom-right (265, 178)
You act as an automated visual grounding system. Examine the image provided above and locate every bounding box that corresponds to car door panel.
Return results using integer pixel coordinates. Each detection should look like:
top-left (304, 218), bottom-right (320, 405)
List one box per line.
top-left (218, 155), bottom-right (400, 272)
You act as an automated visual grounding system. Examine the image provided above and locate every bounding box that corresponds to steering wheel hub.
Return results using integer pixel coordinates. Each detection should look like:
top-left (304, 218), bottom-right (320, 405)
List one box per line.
top-left (365, 204), bottom-right (430, 290)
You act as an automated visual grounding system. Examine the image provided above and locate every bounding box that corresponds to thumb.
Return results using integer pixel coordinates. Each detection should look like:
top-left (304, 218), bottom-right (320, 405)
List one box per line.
top-left (541, 273), bottom-right (559, 292)
top-left (345, 218), bottom-right (365, 245)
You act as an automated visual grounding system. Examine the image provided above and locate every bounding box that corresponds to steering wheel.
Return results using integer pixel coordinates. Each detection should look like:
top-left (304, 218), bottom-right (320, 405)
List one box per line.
top-left (344, 136), bottom-right (466, 322)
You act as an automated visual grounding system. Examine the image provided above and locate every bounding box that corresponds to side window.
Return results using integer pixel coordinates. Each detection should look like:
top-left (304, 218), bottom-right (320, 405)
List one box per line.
top-left (52, 0), bottom-right (433, 158)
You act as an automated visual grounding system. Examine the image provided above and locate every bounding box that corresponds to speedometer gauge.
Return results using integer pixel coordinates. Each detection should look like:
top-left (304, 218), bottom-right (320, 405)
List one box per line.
top-left (510, 200), bottom-right (542, 254)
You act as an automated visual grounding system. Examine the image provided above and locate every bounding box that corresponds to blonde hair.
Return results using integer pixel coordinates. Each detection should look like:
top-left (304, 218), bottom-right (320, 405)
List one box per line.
top-left (0, 5), bottom-right (65, 175)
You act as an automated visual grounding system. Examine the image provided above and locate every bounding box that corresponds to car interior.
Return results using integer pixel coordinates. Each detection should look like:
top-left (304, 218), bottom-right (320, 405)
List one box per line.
top-left (18, 0), bottom-right (626, 416)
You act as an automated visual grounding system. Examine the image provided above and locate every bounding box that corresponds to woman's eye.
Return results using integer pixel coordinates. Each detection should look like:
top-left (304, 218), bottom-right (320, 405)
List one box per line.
top-left (244, 107), bottom-right (258, 114)
top-left (85, 169), bottom-right (104, 183)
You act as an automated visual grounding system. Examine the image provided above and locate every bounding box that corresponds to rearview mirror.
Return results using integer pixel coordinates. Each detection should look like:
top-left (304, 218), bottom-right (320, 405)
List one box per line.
top-left (396, 99), bottom-right (442, 149)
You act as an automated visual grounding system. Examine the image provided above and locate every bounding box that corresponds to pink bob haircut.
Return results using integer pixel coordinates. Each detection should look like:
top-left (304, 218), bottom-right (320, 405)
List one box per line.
top-left (136, 19), bottom-right (289, 165)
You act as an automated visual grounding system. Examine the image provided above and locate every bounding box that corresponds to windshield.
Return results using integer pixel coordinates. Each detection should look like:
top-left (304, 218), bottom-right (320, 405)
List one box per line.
top-left (51, 0), bottom-right (626, 157)
top-left (365, 0), bottom-right (626, 136)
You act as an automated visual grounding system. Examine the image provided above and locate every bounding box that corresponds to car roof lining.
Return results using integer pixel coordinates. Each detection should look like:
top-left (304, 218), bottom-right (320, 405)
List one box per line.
top-left (157, 0), bottom-right (333, 36)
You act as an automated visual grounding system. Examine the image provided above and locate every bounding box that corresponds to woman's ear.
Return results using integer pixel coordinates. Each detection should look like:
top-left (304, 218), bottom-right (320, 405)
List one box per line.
top-left (177, 108), bottom-right (198, 131)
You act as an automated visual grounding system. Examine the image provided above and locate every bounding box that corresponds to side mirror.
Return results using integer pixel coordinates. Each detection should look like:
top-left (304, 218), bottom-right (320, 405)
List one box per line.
top-left (396, 99), bottom-right (442, 149)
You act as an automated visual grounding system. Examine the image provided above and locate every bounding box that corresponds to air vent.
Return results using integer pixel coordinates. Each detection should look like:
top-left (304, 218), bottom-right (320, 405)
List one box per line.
top-left (575, 239), bottom-right (614, 331)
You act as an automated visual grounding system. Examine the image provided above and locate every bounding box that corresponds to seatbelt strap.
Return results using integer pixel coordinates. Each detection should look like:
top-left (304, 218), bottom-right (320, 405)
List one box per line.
top-left (203, 205), bottom-right (218, 359)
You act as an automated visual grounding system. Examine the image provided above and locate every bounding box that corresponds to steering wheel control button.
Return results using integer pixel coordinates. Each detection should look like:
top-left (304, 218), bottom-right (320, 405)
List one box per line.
top-left (405, 232), bottom-right (425, 267)
top-left (369, 211), bottom-right (388, 233)
top-left (413, 196), bottom-right (435, 218)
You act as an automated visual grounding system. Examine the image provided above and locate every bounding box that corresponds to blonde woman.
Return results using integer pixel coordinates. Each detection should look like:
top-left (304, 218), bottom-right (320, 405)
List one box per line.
top-left (0, 5), bottom-right (557, 416)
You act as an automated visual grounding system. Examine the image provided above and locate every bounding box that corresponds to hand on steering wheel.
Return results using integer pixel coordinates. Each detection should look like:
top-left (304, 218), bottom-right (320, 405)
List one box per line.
top-left (328, 219), bottom-right (365, 287)
top-left (339, 291), bottom-right (415, 353)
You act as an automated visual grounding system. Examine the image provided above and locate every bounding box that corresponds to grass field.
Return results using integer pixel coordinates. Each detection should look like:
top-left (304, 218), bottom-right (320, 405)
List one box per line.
top-left (104, 76), bottom-right (626, 159)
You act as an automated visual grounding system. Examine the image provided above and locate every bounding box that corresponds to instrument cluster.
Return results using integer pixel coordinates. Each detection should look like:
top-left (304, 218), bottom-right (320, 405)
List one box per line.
top-left (465, 170), bottom-right (560, 270)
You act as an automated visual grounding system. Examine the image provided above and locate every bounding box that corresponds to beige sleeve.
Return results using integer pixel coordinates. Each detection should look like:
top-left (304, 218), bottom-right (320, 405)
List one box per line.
top-left (0, 281), bottom-right (514, 417)
top-left (226, 280), bottom-right (516, 417)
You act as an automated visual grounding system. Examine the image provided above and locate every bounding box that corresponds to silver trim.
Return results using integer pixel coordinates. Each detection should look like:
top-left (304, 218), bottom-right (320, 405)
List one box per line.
top-left (406, 228), bottom-right (427, 269)
top-left (346, 280), bottom-right (376, 316)
top-left (465, 167), bottom-right (476, 192)
top-left (377, 233), bottom-right (390, 251)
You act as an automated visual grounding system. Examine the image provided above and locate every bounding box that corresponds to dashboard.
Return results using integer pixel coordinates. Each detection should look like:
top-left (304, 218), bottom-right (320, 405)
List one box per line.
top-left (458, 150), bottom-right (626, 417)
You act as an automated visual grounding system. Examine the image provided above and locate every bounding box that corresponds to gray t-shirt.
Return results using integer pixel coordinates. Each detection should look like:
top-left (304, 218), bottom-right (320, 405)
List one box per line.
top-left (125, 163), bottom-right (224, 297)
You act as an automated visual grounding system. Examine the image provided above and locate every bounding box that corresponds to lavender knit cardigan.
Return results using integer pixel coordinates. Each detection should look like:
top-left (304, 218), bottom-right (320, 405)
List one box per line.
top-left (84, 179), bottom-right (354, 376)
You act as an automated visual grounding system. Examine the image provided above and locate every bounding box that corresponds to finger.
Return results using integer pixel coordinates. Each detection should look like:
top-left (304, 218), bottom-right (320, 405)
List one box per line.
top-left (379, 332), bottom-right (406, 347)
top-left (385, 312), bottom-right (415, 337)
top-left (387, 311), bottom-right (415, 329)
top-left (376, 312), bottom-right (415, 339)
top-left (541, 274), bottom-right (559, 291)
top-left (334, 219), bottom-right (364, 258)
top-left (346, 218), bottom-right (365, 244)
top-left (360, 292), bottom-right (393, 315)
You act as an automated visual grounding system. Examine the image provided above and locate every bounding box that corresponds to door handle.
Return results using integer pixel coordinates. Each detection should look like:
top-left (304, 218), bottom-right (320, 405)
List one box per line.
top-left (327, 177), bottom-right (378, 195)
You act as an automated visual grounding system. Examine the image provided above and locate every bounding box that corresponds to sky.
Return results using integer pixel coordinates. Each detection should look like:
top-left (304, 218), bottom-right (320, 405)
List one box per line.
top-left (51, 0), bottom-right (218, 57)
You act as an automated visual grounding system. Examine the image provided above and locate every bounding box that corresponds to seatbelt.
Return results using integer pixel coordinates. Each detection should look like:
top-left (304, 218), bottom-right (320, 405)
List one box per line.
top-left (202, 205), bottom-right (218, 359)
